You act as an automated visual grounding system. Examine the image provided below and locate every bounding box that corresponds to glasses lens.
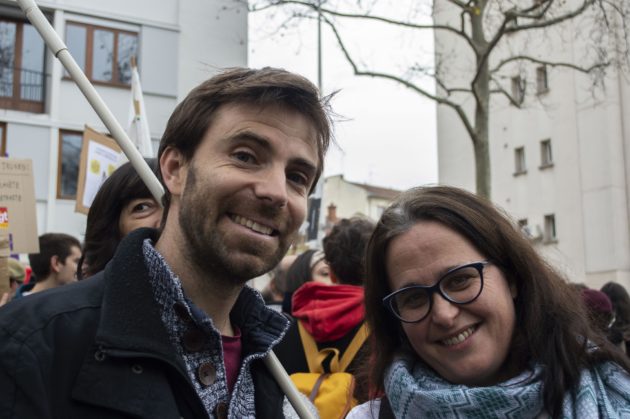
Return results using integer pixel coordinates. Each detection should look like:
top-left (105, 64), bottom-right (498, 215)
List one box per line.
top-left (392, 288), bottom-right (431, 322)
top-left (440, 265), bottom-right (483, 304)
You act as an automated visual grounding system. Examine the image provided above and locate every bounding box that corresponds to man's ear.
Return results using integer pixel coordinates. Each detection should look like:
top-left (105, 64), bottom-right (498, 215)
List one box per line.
top-left (160, 146), bottom-right (188, 196)
top-left (50, 255), bottom-right (62, 274)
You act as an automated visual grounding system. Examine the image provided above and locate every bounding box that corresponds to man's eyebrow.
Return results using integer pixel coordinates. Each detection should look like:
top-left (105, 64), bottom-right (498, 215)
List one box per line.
top-left (229, 130), bottom-right (318, 177)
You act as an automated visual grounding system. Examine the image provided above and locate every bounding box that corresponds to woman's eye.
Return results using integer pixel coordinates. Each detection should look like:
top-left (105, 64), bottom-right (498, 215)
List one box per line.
top-left (132, 201), bottom-right (154, 213)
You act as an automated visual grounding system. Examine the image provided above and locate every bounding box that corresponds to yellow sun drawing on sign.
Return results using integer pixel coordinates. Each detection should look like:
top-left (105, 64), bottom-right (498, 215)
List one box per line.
top-left (90, 159), bottom-right (100, 174)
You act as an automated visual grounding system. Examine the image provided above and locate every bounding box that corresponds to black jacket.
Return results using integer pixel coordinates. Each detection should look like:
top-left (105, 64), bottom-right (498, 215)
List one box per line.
top-left (0, 229), bottom-right (286, 419)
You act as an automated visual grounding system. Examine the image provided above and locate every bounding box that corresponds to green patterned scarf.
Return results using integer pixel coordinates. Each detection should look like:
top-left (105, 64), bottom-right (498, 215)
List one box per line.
top-left (385, 354), bottom-right (630, 418)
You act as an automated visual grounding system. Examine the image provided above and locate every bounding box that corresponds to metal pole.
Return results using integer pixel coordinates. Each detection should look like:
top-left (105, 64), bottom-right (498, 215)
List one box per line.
top-left (16, 1), bottom-right (315, 418)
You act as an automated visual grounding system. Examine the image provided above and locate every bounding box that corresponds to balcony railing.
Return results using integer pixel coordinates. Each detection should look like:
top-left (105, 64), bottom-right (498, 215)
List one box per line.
top-left (0, 65), bottom-right (47, 113)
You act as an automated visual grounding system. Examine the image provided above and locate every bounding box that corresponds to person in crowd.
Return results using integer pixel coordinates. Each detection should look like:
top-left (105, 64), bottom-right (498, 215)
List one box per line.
top-left (0, 258), bottom-right (27, 305)
top-left (262, 253), bottom-right (297, 311)
top-left (14, 233), bottom-right (81, 298)
top-left (77, 159), bottom-right (162, 279)
top-left (581, 288), bottom-right (616, 337)
top-left (281, 249), bottom-right (330, 313)
top-left (601, 282), bottom-right (630, 355)
top-left (276, 217), bottom-right (375, 401)
top-left (0, 67), bottom-right (332, 418)
top-left (349, 186), bottom-right (630, 418)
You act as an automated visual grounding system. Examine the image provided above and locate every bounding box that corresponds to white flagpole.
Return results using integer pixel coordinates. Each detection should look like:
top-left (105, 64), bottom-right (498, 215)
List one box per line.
top-left (16, 0), bottom-right (163, 202)
top-left (16, 1), bottom-right (315, 418)
top-left (128, 58), bottom-right (154, 157)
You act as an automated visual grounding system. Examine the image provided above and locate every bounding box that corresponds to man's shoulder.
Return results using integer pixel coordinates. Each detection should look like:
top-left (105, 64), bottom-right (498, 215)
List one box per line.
top-left (0, 273), bottom-right (106, 344)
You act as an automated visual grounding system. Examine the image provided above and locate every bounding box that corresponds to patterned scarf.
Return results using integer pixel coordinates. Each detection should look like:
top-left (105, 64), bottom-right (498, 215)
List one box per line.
top-left (385, 354), bottom-right (630, 418)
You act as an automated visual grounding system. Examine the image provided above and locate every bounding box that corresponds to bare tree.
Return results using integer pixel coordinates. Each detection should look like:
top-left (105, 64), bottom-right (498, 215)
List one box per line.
top-left (243, 0), bottom-right (629, 197)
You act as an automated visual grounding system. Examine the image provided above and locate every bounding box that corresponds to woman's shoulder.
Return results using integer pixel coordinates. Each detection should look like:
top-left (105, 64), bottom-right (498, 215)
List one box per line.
top-left (346, 399), bottom-right (381, 419)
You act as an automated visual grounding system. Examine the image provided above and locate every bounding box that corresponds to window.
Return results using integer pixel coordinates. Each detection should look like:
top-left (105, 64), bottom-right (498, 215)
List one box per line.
top-left (540, 139), bottom-right (553, 168)
top-left (57, 130), bottom-right (82, 199)
top-left (511, 76), bottom-right (525, 105)
top-left (0, 122), bottom-right (6, 156)
top-left (536, 66), bottom-right (548, 94)
top-left (544, 214), bottom-right (557, 242)
top-left (514, 147), bottom-right (526, 175)
top-left (0, 17), bottom-right (46, 112)
top-left (65, 22), bottom-right (138, 86)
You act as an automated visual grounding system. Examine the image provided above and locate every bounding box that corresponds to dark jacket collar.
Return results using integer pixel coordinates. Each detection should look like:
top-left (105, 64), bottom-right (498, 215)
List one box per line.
top-left (94, 228), bottom-right (289, 361)
top-left (94, 228), bottom-right (178, 362)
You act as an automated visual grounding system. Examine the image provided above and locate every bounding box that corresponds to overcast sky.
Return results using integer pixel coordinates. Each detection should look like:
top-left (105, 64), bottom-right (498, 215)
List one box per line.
top-left (248, 7), bottom-right (438, 191)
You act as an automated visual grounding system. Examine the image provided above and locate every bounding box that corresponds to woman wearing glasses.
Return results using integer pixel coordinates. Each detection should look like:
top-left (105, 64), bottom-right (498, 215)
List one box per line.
top-left (348, 186), bottom-right (630, 418)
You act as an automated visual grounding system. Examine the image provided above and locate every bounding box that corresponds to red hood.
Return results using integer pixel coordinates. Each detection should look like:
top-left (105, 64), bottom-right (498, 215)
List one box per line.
top-left (291, 282), bottom-right (365, 342)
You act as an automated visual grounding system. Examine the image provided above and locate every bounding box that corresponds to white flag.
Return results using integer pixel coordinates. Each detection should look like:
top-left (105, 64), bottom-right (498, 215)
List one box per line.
top-left (127, 62), bottom-right (153, 157)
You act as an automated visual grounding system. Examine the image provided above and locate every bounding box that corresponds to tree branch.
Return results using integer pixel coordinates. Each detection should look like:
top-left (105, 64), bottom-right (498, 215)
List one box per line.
top-left (490, 77), bottom-right (522, 107)
top-left (491, 55), bottom-right (610, 74)
top-left (505, 0), bottom-right (596, 33)
top-left (320, 14), bottom-right (478, 144)
top-left (250, 0), bottom-right (475, 48)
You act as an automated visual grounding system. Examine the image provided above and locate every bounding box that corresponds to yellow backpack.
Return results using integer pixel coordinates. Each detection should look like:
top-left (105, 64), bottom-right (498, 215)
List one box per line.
top-left (290, 321), bottom-right (369, 419)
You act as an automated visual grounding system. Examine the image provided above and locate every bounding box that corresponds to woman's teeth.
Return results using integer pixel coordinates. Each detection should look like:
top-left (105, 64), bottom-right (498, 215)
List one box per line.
top-left (442, 326), bottom-right (476, 346)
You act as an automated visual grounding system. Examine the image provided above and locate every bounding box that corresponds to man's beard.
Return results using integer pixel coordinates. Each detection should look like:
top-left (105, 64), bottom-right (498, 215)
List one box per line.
top-left (178, 164), bottom-right (293, 286)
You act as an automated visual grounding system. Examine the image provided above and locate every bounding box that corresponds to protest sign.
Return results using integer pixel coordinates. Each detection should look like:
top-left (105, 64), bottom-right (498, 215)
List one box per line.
top-left (0, 159), bottom-right (39, 254)
top-left (75, 126), bottom-right (123, 214)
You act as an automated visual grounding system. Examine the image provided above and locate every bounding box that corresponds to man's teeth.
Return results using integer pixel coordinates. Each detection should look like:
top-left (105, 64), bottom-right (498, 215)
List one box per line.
top-left (442, 326), bottom-right (476, 346)
top-left (232, 215), bottom-right (273, 235)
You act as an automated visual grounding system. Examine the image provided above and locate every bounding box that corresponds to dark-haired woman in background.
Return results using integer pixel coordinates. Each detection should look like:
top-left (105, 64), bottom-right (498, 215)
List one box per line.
top-left (281, 249), bottom-right (330, 313)
top-left (349, 186), bottom-right (630, 418)
top-left (78, 159), bottom-right (162, 279)
top-left (601, 282), bottom-right (630, 355)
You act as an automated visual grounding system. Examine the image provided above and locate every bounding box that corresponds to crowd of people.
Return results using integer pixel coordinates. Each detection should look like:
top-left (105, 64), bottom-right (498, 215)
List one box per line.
top-left (1, 66), bottom-right (629, 418)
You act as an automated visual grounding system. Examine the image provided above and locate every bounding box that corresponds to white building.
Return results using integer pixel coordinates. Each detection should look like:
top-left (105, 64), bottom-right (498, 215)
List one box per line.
top-left (434, 1), bottom-right (630, 288)
top-left (0, 0), bottom-right (247, 241)
top-left (322, 174), bottom-right (400, 224)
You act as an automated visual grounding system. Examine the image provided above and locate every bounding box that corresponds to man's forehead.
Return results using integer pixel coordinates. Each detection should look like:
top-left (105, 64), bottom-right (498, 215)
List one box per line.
top-left (207, 102), bottom-right (320, 159)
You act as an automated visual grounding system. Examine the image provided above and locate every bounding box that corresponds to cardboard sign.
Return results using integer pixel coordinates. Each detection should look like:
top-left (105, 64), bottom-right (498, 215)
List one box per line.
top-left (75, 126), bottom-right (123, 215)
top-left (0, 158), bottom-right (39, 253)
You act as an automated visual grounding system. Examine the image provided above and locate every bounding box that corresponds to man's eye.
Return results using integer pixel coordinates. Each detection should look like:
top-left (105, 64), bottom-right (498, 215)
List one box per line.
top-left (287, 172), bottom-right (309, 187)
top-left (233, 151), bottom-right (255, 163)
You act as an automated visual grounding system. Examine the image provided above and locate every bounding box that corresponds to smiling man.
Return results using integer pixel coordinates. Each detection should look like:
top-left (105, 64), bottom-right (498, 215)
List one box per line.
top-left (0, 68), bottom-right (332, 419)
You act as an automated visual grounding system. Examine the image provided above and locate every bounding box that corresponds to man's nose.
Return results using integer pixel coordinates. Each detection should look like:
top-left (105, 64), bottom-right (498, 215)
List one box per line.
top-left (254, 166), bottom-right (288, 207)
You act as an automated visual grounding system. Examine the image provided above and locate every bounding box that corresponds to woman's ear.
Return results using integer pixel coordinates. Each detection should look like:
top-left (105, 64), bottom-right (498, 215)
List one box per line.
top-left (160, 146), bottom-right (187, 196)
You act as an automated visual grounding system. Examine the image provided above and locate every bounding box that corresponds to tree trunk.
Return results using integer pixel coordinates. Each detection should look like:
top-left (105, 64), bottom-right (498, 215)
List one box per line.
top-left (471, 1), bottom-right (491, 199)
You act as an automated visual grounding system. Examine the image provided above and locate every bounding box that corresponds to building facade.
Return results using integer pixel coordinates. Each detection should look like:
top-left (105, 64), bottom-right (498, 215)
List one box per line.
top-left (0, 0), bottom-right (247, 241)
top-left (322, 174), bottom-right (400, 226)
top-left (434, 0), bottom-right (630, 288)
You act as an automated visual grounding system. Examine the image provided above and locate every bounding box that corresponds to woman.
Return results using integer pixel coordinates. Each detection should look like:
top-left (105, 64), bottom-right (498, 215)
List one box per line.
top-left (78, 159), bottom-right (162, 279)
top-left (349, 186), bottom-right (630, 418)
top-left (281, 249), bottom-right (330, 313)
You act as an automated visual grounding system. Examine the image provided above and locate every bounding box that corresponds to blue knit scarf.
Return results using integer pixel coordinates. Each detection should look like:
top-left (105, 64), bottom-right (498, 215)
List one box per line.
top-left (384, 354), bottom-right (630, 418)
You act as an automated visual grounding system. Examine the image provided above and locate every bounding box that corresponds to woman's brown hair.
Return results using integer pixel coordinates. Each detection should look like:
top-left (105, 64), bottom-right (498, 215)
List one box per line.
top-left (364, 185), bottom-right (630, 417)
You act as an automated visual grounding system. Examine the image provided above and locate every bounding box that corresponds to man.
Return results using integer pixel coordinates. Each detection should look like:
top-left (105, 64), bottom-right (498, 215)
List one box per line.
top-left (14, 232), bottom-right (81, 298)
top-left (0, 67), bottom-right (331, 418)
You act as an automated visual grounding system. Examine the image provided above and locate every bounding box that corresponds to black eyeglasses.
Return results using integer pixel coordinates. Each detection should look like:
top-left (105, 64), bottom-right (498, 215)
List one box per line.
top-left (383, 261), bottom-right (488, 323)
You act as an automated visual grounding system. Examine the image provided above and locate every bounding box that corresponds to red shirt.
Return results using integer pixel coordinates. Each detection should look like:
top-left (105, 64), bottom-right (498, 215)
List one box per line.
top-left (222, 327), bottom-right (242, 394)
